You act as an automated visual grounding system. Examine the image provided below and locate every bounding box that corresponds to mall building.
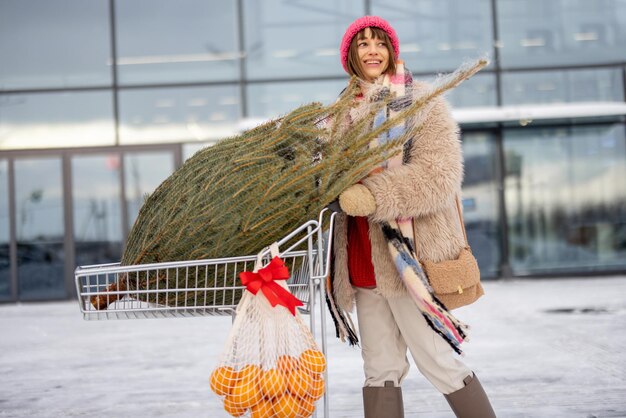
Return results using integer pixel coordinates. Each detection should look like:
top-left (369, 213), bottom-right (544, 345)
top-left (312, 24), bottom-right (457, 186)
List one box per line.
top-left (1, 0), bottom-right (625, 302)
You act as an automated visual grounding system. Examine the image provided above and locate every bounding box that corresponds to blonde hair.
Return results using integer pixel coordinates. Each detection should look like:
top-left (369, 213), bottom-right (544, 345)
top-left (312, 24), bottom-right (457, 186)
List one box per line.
top-left (346, 27), bottom-right (397, 80)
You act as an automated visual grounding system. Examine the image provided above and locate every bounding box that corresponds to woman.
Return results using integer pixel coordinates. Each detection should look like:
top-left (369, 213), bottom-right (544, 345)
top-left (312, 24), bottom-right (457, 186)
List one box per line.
top-left (328, 16), bottom-right (496, 418)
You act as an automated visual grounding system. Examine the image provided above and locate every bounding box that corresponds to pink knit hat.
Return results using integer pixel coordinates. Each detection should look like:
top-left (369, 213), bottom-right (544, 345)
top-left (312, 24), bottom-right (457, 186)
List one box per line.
top-left (340, 16), bottom-right (400, 73)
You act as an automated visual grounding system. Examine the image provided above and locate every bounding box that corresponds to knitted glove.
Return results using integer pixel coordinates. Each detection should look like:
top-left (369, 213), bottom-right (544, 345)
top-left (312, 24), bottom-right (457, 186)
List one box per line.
top-left (339, 184), bottom-right (376, 216)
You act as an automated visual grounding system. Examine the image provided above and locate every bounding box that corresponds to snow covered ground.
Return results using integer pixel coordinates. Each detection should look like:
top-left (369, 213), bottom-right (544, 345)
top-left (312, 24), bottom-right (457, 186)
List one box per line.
top-left (1, 276), bottom-right (625, 418)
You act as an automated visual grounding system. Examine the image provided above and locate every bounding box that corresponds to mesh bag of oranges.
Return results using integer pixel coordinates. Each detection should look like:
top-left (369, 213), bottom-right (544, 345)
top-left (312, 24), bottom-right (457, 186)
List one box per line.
top-left (210, 244), bottom-right (327, 418)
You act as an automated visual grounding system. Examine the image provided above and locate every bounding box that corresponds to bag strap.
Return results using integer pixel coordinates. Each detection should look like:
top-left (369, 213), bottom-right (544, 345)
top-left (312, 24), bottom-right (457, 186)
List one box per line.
top-left (455, 195), bottom-right (469, 247)
top-left (253, 242), bottom-right (281, 272)
top-left (269, 242), bottom-right (280, 258)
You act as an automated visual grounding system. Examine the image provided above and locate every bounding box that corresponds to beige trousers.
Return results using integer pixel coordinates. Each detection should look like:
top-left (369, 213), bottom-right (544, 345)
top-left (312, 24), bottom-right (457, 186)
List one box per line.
top-left (354, 287), bottom-right (471, 394)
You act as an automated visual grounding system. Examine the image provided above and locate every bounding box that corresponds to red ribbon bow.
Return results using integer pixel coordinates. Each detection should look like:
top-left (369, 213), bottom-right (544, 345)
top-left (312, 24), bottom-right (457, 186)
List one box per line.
top-left (239, 256), bottom-right (303, 315)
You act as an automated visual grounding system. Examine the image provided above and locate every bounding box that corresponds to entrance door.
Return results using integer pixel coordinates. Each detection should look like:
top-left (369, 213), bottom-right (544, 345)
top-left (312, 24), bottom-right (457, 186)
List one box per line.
top-left (72, 153), bottom-right (124, 268)
top-left (0, 159), bottom-right (10, 301)
top-left (14, 157), bottom-right (65, 300)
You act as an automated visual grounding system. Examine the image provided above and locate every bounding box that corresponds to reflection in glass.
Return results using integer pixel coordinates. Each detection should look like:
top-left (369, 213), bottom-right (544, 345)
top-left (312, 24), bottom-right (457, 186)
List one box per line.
top-left (247, 80), bottom-right (347, 119)
top-left (0, 160), bottom-right (9, 300)
top-left (504, 124), bottom-right (626, 274)
top-left (115, 0), bottom-right (238, 84)
top-left (118, 85), bottom-right (240, 144)
top-left (497, 0), bottom-right (626, 68)
top-left (72, 154), bottom-right (123, 267)
top-left (502, 68), bottom-right (624, 105)
top-left (438, 73), bottom-right (497, 108)
top-left (372, 0), bottom-right (493, 73)
top-left (243, 0), bottom-right (363, 79)
top-left (124, 152), bottom-right (175, 228)
top-left (14, 158), bottom-right (65, 300)
top-left (0, 91), bottom-right (115, 150)
top-left (0, 0), bottom-right (111, 89)
top-left (183, 142), bottom-right (213, 161)
top-left (461, 132), bottom-right (501, 277)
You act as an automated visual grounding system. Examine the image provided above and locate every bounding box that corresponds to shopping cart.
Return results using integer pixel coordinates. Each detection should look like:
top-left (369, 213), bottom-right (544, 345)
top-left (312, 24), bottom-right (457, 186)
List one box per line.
top-left (75, 209), bottom-right (336, 417)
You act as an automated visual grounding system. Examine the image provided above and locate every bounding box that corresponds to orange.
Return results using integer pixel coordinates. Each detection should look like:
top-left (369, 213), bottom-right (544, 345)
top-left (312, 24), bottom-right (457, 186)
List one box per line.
top-left (238, 364), bottom-right (262, 383)
top-left (298, 396), bottom-right (316, 417)
top-left (223, 395), bottom-right (246, 417)
top-left (299, 349), bottom-right (326, 374)
top-left (286, 368), bottom-right (313, 399)
top-left (276, 355), bottom-right (299, 373)
top-left (230, 377), bottom-right (262, 409)
top-left (210, 366), bottom-right (238, 396)
top-left (272, 393), bottom-right (301, 418)
top-left (259, 368), bottom-right (287, 399)
top-left (250, 398), bottom-right (273, 418)
top-left (309, 374), bottom-right (325, 400)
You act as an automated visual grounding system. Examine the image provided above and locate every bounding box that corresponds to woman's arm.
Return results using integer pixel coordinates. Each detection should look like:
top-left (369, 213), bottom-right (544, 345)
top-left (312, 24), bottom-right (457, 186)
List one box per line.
top-left (361, 96), bottom-right (463, 222)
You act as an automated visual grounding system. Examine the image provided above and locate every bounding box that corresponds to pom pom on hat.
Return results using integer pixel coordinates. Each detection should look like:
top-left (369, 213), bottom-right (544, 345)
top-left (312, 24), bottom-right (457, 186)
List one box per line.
top-left (340, 16), bottom-right (400, 73)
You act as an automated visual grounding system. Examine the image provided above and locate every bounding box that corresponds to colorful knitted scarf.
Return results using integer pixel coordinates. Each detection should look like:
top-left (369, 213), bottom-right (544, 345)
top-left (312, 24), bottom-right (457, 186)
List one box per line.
top-left (369, 61), bottom-right (468, 354)
top-left (325, 61), bottom-right (469, 353)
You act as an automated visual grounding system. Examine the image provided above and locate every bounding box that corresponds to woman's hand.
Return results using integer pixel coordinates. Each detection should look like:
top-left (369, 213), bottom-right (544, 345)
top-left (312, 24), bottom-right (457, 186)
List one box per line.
top-left (339, 184), bottom-right (376, 216)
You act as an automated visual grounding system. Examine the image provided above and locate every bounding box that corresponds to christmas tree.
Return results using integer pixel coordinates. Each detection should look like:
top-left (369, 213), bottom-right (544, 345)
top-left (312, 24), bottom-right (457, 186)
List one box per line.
top-left (91, 59), bottom-right (487, 310)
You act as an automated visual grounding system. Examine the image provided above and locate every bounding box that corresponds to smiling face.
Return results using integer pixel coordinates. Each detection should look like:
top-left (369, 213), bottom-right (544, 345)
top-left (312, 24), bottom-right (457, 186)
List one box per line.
top-left (357, 28), bottom-right (390, 81)
top-left (347, 27), bottom-right (395, 82)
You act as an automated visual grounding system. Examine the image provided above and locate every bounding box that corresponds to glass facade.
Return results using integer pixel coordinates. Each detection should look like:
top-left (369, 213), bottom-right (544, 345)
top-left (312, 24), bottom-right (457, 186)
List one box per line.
top-left (72, 154), bottom-right (123, 267)
top-left (247, 80), bottom-right (347, 119)
top-left (501, 68), bottom-right (624, 106)
top-left (243, 0), bottom-right (364, 79)
top-left (14, 158), bottom-right (65, 300)
top-left (0, 91), bottom-right (116, 149)
top-left (118, 85), bottom-right (241, 144)
top-left (504, 124), bottom-right (626, 274)
top-left (497, 0), bottom-right (626, 69)
top-left (0, 160), bottom-right (9, 300)
top-left (124, 151), bottom-right (175, 228)
top-left (1, 0), bottom-right (625, 300)
top-left (372, 0), bottom-right (494, 73)
top-left (446, 73), bottom-right (498, 109)
top-left (115, 0), bottom-right (238, 85)
top-left (461, 132), bottom-right (502, 278)
top-left (0, 0), bottom-right (111, 90)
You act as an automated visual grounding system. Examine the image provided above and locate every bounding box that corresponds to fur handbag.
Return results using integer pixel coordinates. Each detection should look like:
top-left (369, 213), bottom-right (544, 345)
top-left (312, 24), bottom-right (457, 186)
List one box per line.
top-left (422, 197), bottom-right (484, 310)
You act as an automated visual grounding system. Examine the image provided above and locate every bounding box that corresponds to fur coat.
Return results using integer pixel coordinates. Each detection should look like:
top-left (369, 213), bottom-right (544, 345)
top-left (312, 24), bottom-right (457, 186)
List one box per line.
top-left (331, 81), bottom-right (466, 313)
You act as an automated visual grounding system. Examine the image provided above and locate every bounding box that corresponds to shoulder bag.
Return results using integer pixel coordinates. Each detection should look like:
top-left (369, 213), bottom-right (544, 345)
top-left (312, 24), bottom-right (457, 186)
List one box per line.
top-left (421, 197), bottom-right (484, 310)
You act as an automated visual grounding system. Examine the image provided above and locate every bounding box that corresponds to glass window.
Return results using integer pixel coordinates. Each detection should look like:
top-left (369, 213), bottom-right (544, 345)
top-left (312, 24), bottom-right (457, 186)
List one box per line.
top-left (0, 91), bottom-right (115, 150)
top-left (372, 0), bottom-right (494, 73)
top-left (438, 73), bottom-right (497, 109)
top-left (183, 142), bottom-right (217, 161)
top-left (115, 0), bottom-right (238, 85)
top-left (502, 68), bottom-right (625, 106)
top-left (497, 0), bottom-right (626, 68)
top-left (504, 124), bottom-right (626, 274)
top-left (247, 80), bottom-right (347, 119)
top-left (0, 159), bottom-right (9, 300)
top-left (118, 85), bottom-right (240, 144)
top-left (243, 0), bottom-right (364, 80)
top-left (0, 0), bottom-right (111, 90)
top-left (461, 132), bottom-right (501, 277)
top-left (14, 158), bottom-right (65, 300)
top-left (124, 151), bottom-right (175, 229)
top-left (72, 154), bottom-right (123, 267)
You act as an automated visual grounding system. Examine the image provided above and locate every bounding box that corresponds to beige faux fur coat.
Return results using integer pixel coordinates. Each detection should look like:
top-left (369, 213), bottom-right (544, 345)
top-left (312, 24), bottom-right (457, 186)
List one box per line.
top-left (332, 82), bottom-right (466, 313)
